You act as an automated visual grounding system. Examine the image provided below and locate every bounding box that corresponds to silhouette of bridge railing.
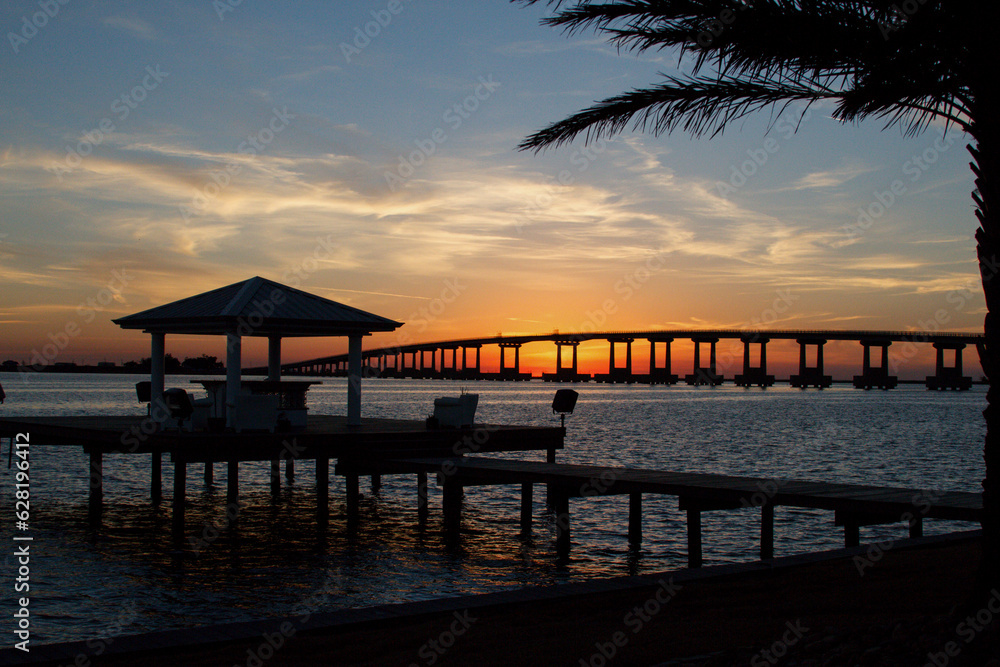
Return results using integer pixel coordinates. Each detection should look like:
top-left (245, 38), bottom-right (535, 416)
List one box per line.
top-left (253, 329), bottom-right (984, 390)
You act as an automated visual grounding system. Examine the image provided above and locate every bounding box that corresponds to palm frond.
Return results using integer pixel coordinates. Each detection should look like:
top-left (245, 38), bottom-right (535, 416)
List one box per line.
top-left (518, 74), bottom-right (834, 151)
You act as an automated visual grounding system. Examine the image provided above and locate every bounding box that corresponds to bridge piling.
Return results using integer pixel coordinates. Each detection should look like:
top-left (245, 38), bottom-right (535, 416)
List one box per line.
top-left (685, 337), bottom-right (723, 385)
top-left (790, 338), bottom-right (832, 388)
top-left (543, 340), bottom-right (589, 382)
top-left (926, 342), bottom-right (972, 390)
top-left (646, 337), bottom-right (679, 384)
top-left (853, 339), bottom-right (898, 389)
top-left (595, 337), bottom-right (635, 383)
top-left (494, 342), bottom-right (530, 381)
top-left (734, 335), bottom-right (775, 387)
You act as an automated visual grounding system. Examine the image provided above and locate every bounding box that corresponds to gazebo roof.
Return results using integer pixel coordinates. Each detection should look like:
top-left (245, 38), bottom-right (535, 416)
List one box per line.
top-left (113, 276), bottom-right (403, 337)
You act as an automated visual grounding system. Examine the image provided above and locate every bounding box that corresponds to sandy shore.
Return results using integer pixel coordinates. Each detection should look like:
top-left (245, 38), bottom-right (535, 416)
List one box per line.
top-left (8, 531), bottom-right (1000, 666)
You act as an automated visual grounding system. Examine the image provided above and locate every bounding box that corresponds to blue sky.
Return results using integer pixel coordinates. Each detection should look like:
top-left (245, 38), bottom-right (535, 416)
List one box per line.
top-left (0, 0), bottom-right (983, 372)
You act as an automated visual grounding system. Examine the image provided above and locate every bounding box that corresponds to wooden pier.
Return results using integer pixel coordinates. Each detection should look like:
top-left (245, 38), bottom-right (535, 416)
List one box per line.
top-left (1, 414), bottom-right (982, 568)
top-left (352, 457), bottom-right (983, 568)
top-left (0, 415), bottom-right (563, 544)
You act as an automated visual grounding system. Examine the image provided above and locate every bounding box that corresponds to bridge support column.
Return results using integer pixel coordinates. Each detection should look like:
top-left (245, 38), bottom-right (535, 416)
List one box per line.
top-left (498, 343), bottom-right (526, 380)
top-left (545, 340), bottom-right (585, 382)
top-left (926, 342), bottom-right (972, 390)
top-left (460, 345), bottom-right (482, 379)
top-left (596, 337), bottom-right (635, 383)
top-left (735, 336), bottom-right (775, 387)
top-left (685, 337), bottom-right (723, 385)
top-left (647, 337), bottom-right (678, 384)
top-left (790, 338), bottom-right (832, 388)
top-left (853, 339), bottom-right (898, 389)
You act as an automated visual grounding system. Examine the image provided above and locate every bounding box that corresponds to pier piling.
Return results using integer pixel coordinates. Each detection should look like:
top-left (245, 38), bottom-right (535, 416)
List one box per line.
top-left (520, 483), bottom-right (533, 532)
top-left (227, 460), bottom-right (239, 503)
top-left (172, 460), bottom-right (186, 544)
top-left (88, 450), bottom-right (103, 517)
top-left (551, 487), bottom-right (570, 556)
top-left (442, 480), bottom-right (463, 531)
top-left (686, 507), bottom-right (703, 568)
top-left (316, 457), bottom-right (329, 524)
top-left (761, 503), bottom-right (774, 560)
top-left (628, 493), bottom-right (642, 544)
top-left (151, 452), bottom-right (161, 505)
top-left (417, 471), bottom-right (429, 514)
top-left (346, 474), bottom-right (360, 525)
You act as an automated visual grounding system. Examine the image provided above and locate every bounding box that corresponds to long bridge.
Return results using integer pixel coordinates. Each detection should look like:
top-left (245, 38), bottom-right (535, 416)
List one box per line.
top-left (265, 329), bottom-right (985, 390)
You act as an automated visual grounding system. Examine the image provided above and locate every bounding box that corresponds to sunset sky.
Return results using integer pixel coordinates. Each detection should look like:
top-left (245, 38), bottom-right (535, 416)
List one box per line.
top-left (0, 1), bottom-right (985, 378)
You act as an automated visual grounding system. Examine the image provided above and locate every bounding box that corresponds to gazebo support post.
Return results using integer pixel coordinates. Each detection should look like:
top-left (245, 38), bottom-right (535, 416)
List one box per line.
top-left (348, 334), bottom-right (363, 426)
top-left (267, 335), bottom-right (282, 381)
top-left (150, 332), bottom-right (166, 425)
top-left (226, 331), bottom-right (242, 430)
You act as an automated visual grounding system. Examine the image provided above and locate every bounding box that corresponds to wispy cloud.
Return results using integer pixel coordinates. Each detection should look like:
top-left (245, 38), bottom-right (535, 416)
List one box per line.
top-left (103, 16), bottom-right (159, 41)
top-left (789, 164), bottom-right (873, 190)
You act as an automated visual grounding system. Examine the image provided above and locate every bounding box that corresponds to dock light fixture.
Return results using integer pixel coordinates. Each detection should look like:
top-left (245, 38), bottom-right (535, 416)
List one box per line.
top-left (552, 389), bottom-right (578, 428)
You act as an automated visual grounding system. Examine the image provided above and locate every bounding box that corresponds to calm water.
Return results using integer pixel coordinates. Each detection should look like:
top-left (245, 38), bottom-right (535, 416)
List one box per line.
top-left (0, 374), bottom-right (987, 645)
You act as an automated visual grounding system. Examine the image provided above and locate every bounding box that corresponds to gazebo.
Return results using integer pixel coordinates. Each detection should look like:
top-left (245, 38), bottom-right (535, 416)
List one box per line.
top-left (113, 276), bottom-right (402, 428)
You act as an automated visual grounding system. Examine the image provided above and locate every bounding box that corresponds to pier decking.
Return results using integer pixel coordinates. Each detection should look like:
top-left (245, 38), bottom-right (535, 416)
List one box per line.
top-left (358, 457), bottom-right (982, 568)
top-left (0, 415), bottom-right (563, 542)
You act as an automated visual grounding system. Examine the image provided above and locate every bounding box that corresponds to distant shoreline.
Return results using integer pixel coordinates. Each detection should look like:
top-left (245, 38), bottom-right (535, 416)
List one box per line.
top-left (0, 365), bottom-right (227, 375)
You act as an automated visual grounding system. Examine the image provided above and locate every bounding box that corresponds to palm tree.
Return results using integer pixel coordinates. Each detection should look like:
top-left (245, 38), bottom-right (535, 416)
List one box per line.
top-left (515, 0), bottom-right (999, 597)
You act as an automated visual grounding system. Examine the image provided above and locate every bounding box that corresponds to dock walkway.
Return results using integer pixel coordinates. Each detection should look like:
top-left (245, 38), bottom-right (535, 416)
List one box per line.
top-left (379, 457), bottom-right (983, 567)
